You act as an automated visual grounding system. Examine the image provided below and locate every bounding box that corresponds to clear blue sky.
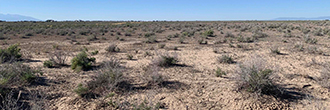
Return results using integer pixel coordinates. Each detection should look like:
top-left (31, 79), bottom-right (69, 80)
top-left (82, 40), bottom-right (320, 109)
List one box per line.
top-left (0, 0), bottom-right (329, 21)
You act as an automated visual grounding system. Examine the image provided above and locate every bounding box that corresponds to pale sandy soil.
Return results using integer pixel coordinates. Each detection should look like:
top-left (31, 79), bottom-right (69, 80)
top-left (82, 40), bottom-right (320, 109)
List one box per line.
top-left (2, 21), bottom-right (330, 109)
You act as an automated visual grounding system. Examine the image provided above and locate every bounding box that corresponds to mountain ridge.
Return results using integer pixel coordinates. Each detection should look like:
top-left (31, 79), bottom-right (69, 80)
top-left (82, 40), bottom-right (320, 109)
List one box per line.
top-left (274, 16), bottom-right (330, 20)
top-left (0, 13), bottom-right (41, 21)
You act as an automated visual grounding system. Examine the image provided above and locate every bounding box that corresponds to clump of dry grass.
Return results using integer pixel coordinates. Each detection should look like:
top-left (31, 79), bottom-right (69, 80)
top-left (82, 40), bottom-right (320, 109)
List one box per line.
top-left (105, 44), bottom-right (120, 53)
top-left (270, 46), bottom-right (281, 54)
top-left (76, 57), bottom-right (124, 98)
top-left (252, 32), bottom-right (268, 39)
top-left (142, 65), bottom-right (166, 87)
top-left (91, 58), bottom-right (123, 93)
top-left (235, 55), bottom-right (279, 96)
top-left (217, 55), bottom-right (235, 64)
top-left (152, 52), bottom-right (178, 67)
top-left (44, 51), bottom-right (68, 68)
top-left (318, 65), bottom-right (330, 89)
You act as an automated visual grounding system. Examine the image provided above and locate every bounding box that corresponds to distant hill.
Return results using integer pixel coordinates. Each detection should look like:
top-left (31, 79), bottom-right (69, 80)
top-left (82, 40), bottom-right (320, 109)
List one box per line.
top-left (0, 14), bottom-right (41, 21)
top-left (274, 16), bottom-right (330, 20)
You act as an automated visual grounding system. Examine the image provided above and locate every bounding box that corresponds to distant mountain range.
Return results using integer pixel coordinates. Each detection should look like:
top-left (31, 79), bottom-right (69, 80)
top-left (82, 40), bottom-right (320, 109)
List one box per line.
top-left (274, 16), bottom-right (330, 20)
top-left (0, 13), bottom-right (41, 21)
top-left (1, 13), bottom-right (330, 21)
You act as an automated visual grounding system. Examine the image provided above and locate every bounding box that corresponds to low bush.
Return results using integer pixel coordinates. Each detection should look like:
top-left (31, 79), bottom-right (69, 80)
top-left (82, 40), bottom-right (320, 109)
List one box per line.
top-left (304, 35), bottom-right (318, 44)
top-left (217, 55), bottom-right (235, 64)
top-left (158, 44), bottom-right (165, 48)
top-left (145, 36), bottom-right (157, 43)
top-left (49, 51), bottom-right (67, 66)
top-left (152, 53), bottom-right (178, 67)
top-left (0, 63), bottom-right (42, 88)
top-left (43, 60), bottom-right (54, 68)
top-left (74, 83), bottom-right (89, 97)
top-left (71, 51), bottom-right (96, 71)
top-left (215, 67), bottom-right (226, 77)
top-left (270, 47), bottom-right (281, 54)
top-left (294, 43), bottom-right (304, 51)
top-left (237, 36), bottom-right (254, 43)
top-left (91, 50), bottom-right (99, 55)
top-left (126, 54), bottom-right (133, 60)
top-left (87, 35), bottom-right (97, 41)
top-left (198, 38), bottom-right (207, 44)
top-left (0, 33), bottom-right (7, 40)
top-left (105, 44), bottom-right (120, 53)
top-left (144, 33), bottom-right (155, 38)
top-left (318, 65), bottom-right (330, 89)
top-left (0, 63), bottom-right (42, 109)
top-left (307, 46), bottom-right (323, 55)
top-left (0, 44), bottom-right (22, 63)
top-left (252, 32), bottom-right (268, 39)
top-left (87, 58), bottom-right (123, 94)
top-left (142, 64), bottom-right (166, 87)
top-left (236, 55), bottom-right (277, 96)
top-left (313, 29), bottom-right (323, 36)
top-left (224, 32), bottom-right (235, 38)
top-left (203, 30), bottom-right (214, 37)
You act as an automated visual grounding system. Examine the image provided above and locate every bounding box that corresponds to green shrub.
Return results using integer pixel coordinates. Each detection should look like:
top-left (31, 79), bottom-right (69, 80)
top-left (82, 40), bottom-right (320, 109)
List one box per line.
top-left (283, 33), bottom-right (293, 38)
top-left (198, 38), bottom-right (207, 44)
top-left (74, 83), bottom-right (89, 97)
top-left (178, 37), bottom-right (185, 44)
top-left (91, 50), bottom-right (99, 55)
top-left (304, 35), bottom-right (318, 44)
top-left (0, 44), bottom-right (22, 63)
top-left (294, 44), bottom-right (304, 51)
top-left (158, 44), bottom-right (165, 48)
top-left (71, 51), bottom-right (96, 71)
top-left (217, 55), bottom-right (235, 64)
top-left (0, 63), bottom-right (42, 88)
top-left (152, 54), bottom-right (178, 67)
top-left (144, 33), bottom-right (155, 38)
top-left (145, 36), bottom-right (157, 43)
top-left (133, 99), bottom-right (161, 110)
top-left (215, 67), bottom-right (226, 77)
top-left (203, 30), bottom-right (214, 37)
top-left (173, 46), bottom-right (178, 50)
top-left (87, 35), bottom-right (97, 41)
top-left (307, 46), bottom-right (323, 55)
top-left (127, 54), bottom-right (133, 60)
top-left (0, 33), bottom-right (7, 40)
top-left (313, 28), bottom-right (323, 36)
top-left (43, 60), bottom-right (54, 68)
top-left (237, 36), bottom-right (254, 43)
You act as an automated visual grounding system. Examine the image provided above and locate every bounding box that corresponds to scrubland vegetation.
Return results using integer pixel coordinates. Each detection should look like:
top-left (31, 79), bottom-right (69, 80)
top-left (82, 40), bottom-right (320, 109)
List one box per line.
top-left (1, 20), bottom-right (330, 109)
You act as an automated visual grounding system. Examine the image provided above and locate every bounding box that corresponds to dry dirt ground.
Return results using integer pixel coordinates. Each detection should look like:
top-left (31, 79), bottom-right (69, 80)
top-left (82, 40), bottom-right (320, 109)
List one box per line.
top-left (1, 21), bottom-right (330, 109)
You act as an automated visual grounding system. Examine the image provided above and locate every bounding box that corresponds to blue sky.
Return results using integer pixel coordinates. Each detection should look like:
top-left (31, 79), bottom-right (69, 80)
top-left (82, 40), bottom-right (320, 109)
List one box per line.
top-left (0, 0), bottom-right (329, 21)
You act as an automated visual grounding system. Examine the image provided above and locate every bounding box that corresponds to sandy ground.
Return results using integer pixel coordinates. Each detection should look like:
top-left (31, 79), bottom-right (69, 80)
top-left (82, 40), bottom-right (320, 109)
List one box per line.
top-left (2, 21), bottom-right (330, 109)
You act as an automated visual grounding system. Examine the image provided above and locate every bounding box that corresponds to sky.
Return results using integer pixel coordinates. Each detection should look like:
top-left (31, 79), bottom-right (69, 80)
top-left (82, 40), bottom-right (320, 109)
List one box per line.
top-left (0, 0), bottom-right (329, 21)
